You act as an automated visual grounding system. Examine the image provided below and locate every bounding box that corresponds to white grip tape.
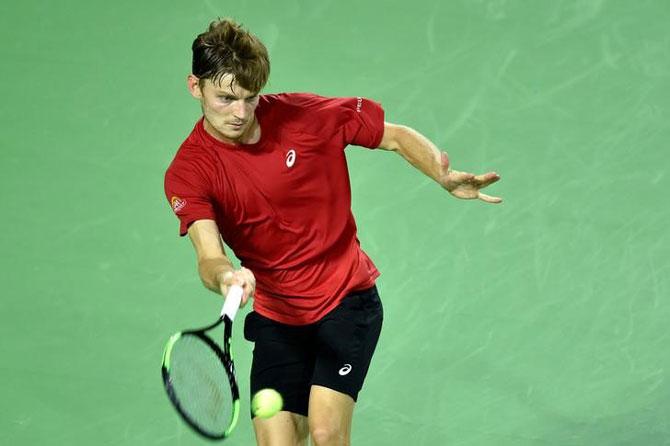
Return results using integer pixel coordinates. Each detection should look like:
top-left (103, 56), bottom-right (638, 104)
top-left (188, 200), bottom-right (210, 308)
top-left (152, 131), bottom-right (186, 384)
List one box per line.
top-left (221, 285), bottom-right (243, 321)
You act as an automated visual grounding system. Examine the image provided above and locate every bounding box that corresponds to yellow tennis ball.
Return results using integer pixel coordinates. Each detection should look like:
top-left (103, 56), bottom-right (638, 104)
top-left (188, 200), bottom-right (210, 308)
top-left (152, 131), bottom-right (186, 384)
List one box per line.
top-left (251, 388), bottom-right (283, 419)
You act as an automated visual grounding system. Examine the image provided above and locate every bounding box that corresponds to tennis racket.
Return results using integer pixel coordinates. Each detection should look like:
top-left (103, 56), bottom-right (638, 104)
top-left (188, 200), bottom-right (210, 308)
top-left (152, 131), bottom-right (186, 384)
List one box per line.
top-left (161, 285), bottom-right (244, 440)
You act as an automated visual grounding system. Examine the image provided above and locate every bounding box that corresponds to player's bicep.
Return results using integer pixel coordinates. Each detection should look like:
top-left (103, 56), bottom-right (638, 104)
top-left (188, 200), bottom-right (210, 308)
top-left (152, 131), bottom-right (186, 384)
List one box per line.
top-left (187, 219), bottom-right (229, 263)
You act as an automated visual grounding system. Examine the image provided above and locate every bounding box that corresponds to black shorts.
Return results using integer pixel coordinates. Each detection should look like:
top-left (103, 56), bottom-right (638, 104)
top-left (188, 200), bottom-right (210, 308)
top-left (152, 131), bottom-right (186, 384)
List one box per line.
top-left (243, 285), bottom-right (384, 417)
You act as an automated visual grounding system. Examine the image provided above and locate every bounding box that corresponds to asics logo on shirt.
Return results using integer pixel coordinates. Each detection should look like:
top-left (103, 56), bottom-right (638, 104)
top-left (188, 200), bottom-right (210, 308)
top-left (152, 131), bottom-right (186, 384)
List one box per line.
top-left (286, 149), bottom-right (296, 168)
top-left (338, 364), bottom-right (352, 376)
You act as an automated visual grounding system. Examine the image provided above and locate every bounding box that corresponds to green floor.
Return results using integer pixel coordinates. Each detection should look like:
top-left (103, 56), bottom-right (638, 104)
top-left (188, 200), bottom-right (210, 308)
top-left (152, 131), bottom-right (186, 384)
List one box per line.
top-left (2, 1), bottom-right (669, 444)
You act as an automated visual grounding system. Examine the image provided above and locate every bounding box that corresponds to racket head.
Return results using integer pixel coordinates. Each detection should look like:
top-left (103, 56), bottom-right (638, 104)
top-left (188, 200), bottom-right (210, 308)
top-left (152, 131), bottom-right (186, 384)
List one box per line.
top-left (161, 328), bottom-right (240, 440)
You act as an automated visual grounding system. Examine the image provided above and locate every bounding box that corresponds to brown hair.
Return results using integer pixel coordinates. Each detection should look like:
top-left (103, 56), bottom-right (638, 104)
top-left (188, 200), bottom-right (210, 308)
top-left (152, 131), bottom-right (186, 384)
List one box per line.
top-left (192, 19), bottom-right (270, 93)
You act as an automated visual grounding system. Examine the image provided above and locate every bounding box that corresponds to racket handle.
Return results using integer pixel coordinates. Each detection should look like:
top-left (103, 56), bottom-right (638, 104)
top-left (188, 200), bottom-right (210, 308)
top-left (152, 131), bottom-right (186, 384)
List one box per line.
top-left (221, 284), bottom-right (244, 321)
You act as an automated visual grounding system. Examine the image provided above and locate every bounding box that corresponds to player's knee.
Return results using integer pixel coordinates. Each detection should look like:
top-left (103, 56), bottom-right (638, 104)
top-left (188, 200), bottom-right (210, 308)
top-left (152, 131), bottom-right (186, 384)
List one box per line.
top-left (309, 424), bottom-right (348, 446)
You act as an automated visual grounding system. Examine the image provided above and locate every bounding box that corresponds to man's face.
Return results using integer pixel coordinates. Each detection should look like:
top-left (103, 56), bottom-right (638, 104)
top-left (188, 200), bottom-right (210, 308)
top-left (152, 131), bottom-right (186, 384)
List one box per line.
top-left (188, 73), bottom-right (260, 144)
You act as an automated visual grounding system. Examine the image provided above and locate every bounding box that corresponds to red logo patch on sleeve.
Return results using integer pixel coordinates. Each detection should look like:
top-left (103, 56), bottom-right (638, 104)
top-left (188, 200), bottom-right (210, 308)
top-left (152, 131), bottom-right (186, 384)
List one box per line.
top-left (170, 196), bottom-right (186, 213)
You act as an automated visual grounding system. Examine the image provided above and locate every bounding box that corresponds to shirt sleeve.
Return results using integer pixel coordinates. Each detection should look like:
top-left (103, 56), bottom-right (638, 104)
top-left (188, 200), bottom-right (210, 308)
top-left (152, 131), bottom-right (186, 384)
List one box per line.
top-left (284, 94), bottom-right (385, 149)
top-left (164, 159), bottom-right (216, 236)
top-left (338, 96), bottom-right (385, 148)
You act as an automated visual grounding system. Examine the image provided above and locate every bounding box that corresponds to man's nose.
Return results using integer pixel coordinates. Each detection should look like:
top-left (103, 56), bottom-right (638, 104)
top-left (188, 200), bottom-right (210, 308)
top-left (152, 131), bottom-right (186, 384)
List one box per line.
top-left (233, 100), bottom-right (248, 120)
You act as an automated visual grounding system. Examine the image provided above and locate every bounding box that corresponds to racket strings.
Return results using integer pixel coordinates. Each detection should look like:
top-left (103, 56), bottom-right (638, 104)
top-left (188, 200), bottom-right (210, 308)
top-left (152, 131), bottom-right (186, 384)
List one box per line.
top-left (167, 334), bottom-right (233, 435)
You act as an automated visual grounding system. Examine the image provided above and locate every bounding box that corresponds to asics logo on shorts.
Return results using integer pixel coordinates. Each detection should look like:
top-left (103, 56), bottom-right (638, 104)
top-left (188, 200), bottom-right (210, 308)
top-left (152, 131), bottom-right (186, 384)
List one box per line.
top-left (338, 364), bottom-right (352, 376)
top-left (286, 149), bottom-right (296, 168)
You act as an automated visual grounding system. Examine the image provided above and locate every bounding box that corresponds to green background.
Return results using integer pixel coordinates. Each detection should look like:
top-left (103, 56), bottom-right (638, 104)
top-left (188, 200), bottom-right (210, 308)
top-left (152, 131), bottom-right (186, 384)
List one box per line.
top-left (2, 0), bottom-right (669, 445)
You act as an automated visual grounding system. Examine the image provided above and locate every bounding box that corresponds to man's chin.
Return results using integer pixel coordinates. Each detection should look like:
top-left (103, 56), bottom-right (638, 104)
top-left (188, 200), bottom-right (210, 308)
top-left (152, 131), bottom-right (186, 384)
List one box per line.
top-left (213, 126), bottom-right (244, 142)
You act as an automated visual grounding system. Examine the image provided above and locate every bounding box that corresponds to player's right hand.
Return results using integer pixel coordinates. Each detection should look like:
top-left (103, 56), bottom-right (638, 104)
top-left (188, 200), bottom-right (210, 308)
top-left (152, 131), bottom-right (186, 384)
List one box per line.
top-left (219, 268), bottom-right (256, 307)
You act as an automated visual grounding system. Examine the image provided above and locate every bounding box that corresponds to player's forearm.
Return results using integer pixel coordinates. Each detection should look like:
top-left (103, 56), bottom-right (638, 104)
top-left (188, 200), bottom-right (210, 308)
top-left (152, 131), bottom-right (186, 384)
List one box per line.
top-left (197, 257), bottom-right (235, 294)
top-left (389, 125), bottom-right (449, 185)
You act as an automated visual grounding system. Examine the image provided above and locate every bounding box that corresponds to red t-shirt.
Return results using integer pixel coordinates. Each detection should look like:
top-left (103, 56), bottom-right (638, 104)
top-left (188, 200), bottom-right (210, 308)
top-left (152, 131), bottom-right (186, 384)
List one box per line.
top-left (164, 93), bottom-right (384, 325)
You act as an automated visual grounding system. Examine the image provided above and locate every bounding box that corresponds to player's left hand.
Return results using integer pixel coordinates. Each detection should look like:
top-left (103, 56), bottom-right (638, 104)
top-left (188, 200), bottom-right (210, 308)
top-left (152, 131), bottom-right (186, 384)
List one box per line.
top-left (441, 169), bottom-right (502, 204)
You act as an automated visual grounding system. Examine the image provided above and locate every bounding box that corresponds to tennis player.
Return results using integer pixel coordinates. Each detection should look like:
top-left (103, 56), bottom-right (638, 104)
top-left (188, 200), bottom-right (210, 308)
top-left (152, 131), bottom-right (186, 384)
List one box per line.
top-left (164, 19), bottom-right (501, 446)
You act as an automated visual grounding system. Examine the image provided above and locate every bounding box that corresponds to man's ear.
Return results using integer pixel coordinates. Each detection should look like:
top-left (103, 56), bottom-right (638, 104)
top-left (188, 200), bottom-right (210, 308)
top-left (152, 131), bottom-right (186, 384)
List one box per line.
top-left (187, 74), bottom-right (203, 99)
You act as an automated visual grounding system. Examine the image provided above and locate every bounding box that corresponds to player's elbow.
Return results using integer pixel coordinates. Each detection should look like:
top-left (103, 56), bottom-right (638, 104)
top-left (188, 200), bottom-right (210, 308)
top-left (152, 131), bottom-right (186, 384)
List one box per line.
top-left (378, 122), bottom-right (406, 152)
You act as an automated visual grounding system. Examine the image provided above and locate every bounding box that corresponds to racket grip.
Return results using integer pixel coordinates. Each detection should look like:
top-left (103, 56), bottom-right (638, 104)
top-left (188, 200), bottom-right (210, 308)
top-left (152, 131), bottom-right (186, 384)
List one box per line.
top-left (221, 284), bottom-right (244, 321)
